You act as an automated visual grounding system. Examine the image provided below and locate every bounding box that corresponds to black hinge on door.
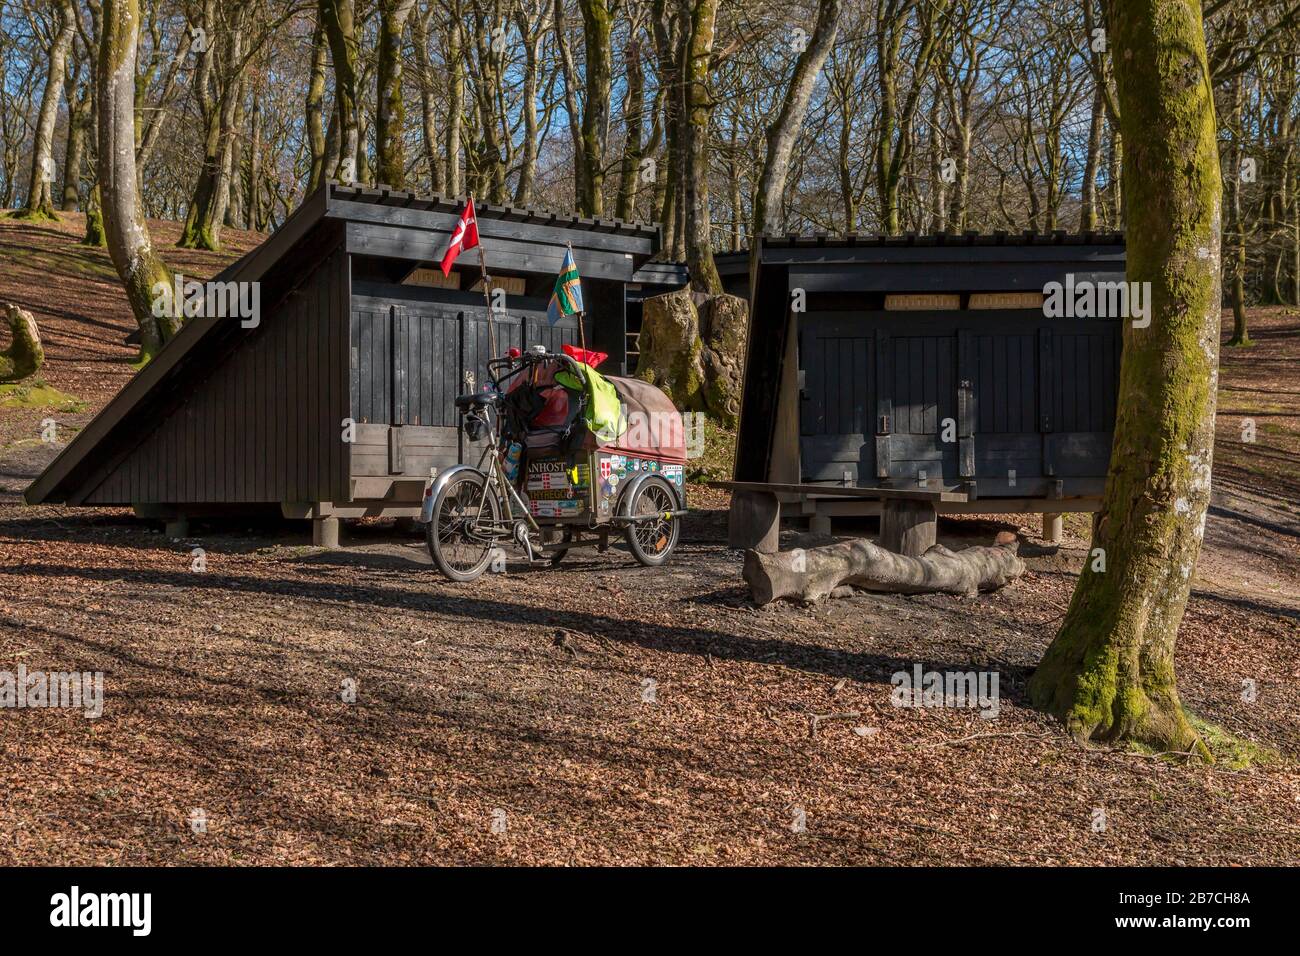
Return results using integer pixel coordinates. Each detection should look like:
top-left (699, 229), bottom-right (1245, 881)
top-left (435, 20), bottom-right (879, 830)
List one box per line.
top-left (875, 413), bottom-right (891, 478)
top-left (956, 329), bottom-right (977, 478)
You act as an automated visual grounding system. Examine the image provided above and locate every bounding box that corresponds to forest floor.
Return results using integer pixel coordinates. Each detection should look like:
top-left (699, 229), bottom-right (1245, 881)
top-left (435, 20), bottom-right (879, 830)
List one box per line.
top-left (1, 213), bottom-right (1298, 865)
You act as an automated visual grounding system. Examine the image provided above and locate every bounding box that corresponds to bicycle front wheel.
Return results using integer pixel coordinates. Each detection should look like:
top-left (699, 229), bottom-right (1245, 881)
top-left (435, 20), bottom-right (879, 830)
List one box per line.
top-left (426, 470), bottom-right (502, 582)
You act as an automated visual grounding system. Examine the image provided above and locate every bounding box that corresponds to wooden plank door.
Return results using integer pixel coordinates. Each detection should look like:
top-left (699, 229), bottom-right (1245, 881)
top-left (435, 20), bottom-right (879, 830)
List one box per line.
top-left (796, 313), bottom-right (876, 483)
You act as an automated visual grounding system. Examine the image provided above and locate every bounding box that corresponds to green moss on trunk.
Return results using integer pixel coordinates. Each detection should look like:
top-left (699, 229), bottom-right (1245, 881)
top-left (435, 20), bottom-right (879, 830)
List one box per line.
top-left (375, 1), bottom-right (414, 188)
top-left (10, 207), bottom-right (59, 223)
top-left (1028, 0), bottom-right (1223, 760)
top-left (82, 191), bottom-right (106, 247)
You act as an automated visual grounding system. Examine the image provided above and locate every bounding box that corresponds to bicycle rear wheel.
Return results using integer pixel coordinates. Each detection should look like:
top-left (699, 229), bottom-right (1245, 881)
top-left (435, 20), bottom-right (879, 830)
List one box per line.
top-left (426, 471), bottom-right (502, 582)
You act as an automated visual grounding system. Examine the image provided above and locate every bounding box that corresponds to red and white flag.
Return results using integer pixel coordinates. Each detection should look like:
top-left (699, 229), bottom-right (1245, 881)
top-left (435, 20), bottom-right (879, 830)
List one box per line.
top-left (439, 197), bottom-right (480, 275)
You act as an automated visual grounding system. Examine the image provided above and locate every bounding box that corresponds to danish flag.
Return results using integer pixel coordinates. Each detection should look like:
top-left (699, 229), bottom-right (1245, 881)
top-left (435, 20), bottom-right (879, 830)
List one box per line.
top-left (439, 197), bottom-right (480, 275)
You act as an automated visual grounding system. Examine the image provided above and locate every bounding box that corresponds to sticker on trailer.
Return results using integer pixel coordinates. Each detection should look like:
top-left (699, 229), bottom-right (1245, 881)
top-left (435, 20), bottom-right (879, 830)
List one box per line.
top-left (530, 498), bottom-right (582, 517)
top-left (526, 459), bottom-right (571, 492)
top-left (528, 472), bottom-right (570, 491)
top-left (528, 488), bottom-right (580, 501)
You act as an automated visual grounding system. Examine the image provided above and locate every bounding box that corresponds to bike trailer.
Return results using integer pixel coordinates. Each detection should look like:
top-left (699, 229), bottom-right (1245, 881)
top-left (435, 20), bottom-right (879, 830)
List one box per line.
top-left (517, 366), bottom-right (687, 522)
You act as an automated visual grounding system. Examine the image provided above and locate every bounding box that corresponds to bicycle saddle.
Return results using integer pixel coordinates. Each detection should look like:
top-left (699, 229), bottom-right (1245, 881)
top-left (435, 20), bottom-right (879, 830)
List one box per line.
top-left (455, 391), bottom-right (502, 411)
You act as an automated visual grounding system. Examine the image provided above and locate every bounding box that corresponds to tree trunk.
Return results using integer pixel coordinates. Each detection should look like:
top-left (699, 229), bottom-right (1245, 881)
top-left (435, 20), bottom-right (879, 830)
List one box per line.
top-left (355, 100), bottom-right (372, 184)
top-left (16, 0), bottom-right (75, 220)
top-left (744, 534), bottom-right (1025, 606)
top-left (247, 94), bottom-right (262, 230)
top-left (1294, 196), bottom-right (1300, 307)
top-left (82, 185), bottom-right (106, 246)
top-left (875, 28), bottom-right (902, 234)
top-left (1081, 84), bottom-right (1104, 232)
top-left (513, 6), bottom-right (543, 205)
top-left (752, 0), bottom-right (840, 237)
top-left (1028, 0), bottom-right (1223, 757)
top-left (98, 0), bottom-right (176, 361)
top-left (1225, 73), bottom-right (1250, 346)
top-left (223, 84), bottom-right (246, 229)
top-left (927, 91), bottom-right (945, 233)
top-left (553, 0), bottom-right (585, 205)
top-left (1108, 128), bottom-right (1123, 228)
top-left (61, 51), bottom-right (90, 211)
top-left (575, 0), bottom-right (613, 215)
top-left (410, 6), bottom-right (440, 194)
top-left (615, 37), bottom-right (645, 221)
top-left (684, 0), bottom-right (721, 294)
top-left (178, 2), bottom-right (243, 250)
top-left (305, 12), bottom-right (329, 194)
top-left (446, 1), bottom-right (464, 196)
top-left (1228, 243), bottom-right (1250, 345)
top-left (376, 0), bottom-right (416, 188)
top-left (651, 0), bottom-right (682, 256)
top-left (727, 122), bottom-right (741, 251)
top-left (321, 0), bottom-right (359, 181)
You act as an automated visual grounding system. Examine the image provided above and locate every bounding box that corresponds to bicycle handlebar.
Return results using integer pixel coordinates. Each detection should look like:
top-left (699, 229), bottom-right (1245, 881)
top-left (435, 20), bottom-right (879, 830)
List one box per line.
top-left (485, 349), bottom-right (582, 386)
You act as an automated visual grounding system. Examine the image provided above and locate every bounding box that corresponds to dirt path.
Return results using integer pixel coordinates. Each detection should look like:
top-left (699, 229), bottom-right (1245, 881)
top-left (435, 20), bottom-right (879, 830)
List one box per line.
top-left (1, 505), bottom-right (1296, 865)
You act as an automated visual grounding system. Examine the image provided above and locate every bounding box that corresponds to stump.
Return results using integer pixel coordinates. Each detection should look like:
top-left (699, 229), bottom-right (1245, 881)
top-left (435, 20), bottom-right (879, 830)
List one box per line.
top-left (1, 304), bottom-right (44, 381)
top-left (880, 499), bottom-right (937, 557)
top-left (743, 532), bottom-right (1025, 605)
top-left (728, 489), bottom-right (780, 553)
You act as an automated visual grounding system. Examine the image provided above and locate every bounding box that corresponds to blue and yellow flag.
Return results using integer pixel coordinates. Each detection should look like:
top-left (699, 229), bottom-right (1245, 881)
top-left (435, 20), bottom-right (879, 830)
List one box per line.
top-left (547, 247), bottom-right (583, 325)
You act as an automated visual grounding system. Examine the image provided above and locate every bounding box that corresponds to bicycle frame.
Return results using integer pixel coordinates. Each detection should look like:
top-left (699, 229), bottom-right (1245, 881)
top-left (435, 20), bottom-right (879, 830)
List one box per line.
top-left (456, 404), bottom-right (540, 546)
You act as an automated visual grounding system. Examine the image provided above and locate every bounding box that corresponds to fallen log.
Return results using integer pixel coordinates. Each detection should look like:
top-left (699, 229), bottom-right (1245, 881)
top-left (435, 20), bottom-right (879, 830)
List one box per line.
top-left (743, 532), bottom-right (1026, 605)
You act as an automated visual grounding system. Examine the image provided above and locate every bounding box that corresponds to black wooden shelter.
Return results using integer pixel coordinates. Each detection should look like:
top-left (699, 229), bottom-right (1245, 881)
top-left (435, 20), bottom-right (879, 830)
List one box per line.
top-left (25, 182), bottom-right (661, 540)
top-left (714, 232), bottom-right (1126, 541)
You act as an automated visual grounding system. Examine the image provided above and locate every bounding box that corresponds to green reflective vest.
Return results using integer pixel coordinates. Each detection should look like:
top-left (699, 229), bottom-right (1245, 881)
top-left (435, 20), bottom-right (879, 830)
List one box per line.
top-left (555, 364), bottom-right (627, 442)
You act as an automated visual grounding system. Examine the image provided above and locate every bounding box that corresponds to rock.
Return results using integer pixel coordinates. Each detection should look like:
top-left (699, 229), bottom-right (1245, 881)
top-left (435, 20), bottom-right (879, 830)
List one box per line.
top-left (1, 304), bottom-right (44, 381)
top-left (636, 289), bottom-right (749, 425)
top-left (636, 289), bottom-right (706, 410)
top-left (699, 294), bottom-right (748, 427)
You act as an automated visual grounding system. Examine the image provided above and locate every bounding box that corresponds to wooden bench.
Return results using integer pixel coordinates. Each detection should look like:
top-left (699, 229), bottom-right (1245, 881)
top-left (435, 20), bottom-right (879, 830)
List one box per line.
top-left (708, 481), bottom-right (969, 558)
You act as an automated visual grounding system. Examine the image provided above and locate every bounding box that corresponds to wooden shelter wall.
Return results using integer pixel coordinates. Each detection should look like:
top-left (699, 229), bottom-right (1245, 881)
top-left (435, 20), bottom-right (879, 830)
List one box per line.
top-left (85, 248), bottom-right (350, 506)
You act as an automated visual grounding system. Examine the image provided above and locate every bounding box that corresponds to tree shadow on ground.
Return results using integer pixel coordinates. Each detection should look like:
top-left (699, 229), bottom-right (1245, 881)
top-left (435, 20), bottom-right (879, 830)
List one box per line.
top-left (0, 560), bottom-right (1038, 706)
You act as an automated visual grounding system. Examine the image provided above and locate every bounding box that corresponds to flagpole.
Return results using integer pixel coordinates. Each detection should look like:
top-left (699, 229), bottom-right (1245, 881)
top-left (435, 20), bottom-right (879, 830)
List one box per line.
top-left (567, 241), bottom-right (586, 353)
top-left (477, 222), bottom-right (498, 363)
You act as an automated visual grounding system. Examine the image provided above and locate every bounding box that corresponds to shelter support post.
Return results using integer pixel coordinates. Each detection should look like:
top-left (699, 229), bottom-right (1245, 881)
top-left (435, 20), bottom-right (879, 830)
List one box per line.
top-left (880, 500), bottom-right (937, 557)
top-left (728, 489), bottom-right (780, 553)
top-left (1043, 513), bottom-right (1063, 544)
top-left (313, 516), bottom-right (340, 549)
top-left (809, 513), bottom-right (832, 535)
top-left (164, 515), bottom-right (188, 538)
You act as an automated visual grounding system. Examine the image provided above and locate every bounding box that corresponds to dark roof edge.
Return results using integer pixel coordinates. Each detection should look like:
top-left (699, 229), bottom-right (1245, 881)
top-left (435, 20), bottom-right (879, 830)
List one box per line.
top-left (726, 230), bottom-right (1125, 251)
top-left (325, 181), bottom-right (662, 241)
top-left (631, 261), bottom-right (689, 285)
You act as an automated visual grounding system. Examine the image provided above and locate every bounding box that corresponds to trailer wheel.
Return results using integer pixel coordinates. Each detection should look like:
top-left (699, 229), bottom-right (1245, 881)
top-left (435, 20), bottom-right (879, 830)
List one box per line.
top-left (623, 476), bottom-right (681, 567)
